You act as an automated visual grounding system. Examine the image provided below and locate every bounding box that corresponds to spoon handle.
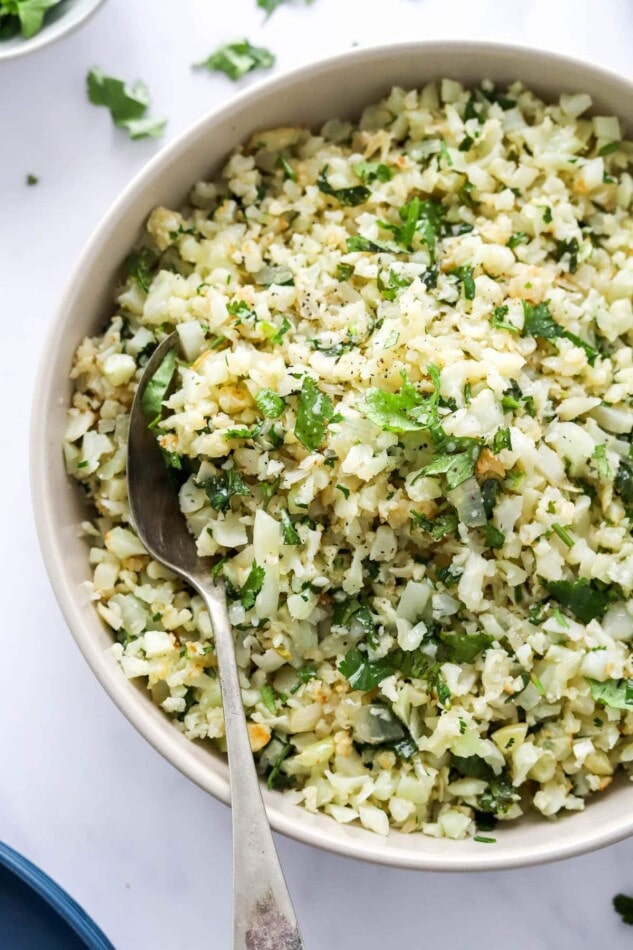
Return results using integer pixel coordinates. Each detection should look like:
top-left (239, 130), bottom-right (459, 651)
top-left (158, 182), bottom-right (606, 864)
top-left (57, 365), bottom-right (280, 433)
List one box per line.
top-left (195, 577), bottom-right (304, 950)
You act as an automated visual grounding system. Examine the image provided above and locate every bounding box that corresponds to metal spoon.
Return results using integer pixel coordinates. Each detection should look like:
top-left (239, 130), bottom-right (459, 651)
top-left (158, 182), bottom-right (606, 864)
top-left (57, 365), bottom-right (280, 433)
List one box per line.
top-left (127, 332), bottom-right (304, 950)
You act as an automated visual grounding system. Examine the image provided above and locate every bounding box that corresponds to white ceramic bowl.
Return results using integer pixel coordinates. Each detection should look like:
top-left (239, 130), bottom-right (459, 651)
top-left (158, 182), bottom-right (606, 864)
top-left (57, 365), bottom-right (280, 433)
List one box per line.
top-left (0, 0), bottom-right (105, 61)
top-left (31, 41), bottom-right (633, 871)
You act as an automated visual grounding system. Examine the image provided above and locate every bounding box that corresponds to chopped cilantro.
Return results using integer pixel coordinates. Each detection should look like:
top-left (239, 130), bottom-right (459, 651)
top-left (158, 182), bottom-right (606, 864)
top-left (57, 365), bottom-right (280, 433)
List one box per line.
top-left (333, 598), bottom-right (378, 648)
top-left (592, 444), bottom-right (611, 479)
top-left (336, 263), bottom-right (354, 280)
top-left (508, 232), bottom-right (529, 249)
top-left (473, 836), bottom-right (496, 844)
top-left (87, 68), bottom-right (166, 139)
top-left (545, 578), bottom-right (610, 623)
top-left (26, 173), bottom-right (39, 185)
top-left (317, 166), bottom-right (370, 207)
top-left (263, 316), bottom-right (292, 344)
top-left (345, 234), bottom-right (399, 254)
top-left (379, 196), bottom-right (448, 260)
top-left (198, 468), bottom-right (250, 513)
top-left (276, 153), bottom-right (296, 180)
top-left (239, 562), bottom-right (265, 610)
top-left (266, 739), bottom-right (292, 789)
top-left (599, 141), bottom-right (620, 156)
top-left (588, 678), bottom-right (633, 711)
top-left (492, 427), bottom-right (512, 453)
top-left (522, 300), bottom-right (597, 365)
top-left (450, 265), bottom-right (476, 300)
top-left (412, 510), bottom-right (458, 540)
top-left (552, 523), bottom-right (574, 548)
top-left (490, 304), bottom-right (519, 335)
top-left (140, 348), bottom-right (177, 424)
top-left (223, 422), bottom-right (264, 440)
top-left (195, 40), bottom-right (275, 80)
top-left (484, 523), bottom-right (505, 549)
top-left (613, 894), bottom-right (633, 925)
top-left (451, 754), bottom-right (495, 782)
top-left (125, 247), bottom-right (158, 294)
top-left (280, 509), bottom-right (300, 545)
top-left (2, 0), bottom-right (62, 38)
top-left (289, 666), bottom-right (317, 694)
top-left (377, 269), bottom-right (412, 301)
top-left (354, 161), bottom-right (393, 183)
top-left (255, 389), bottom-right (285, 419)
top-left (481, 479), bottom-right (501, 518)
top-left (363, 368), bottom-right (440, 434)
top-left (294, 376), bottom-right (335, 451)
top-left (440, 632), bottom-right (493, 663)
top-left (419, 437), bottom-right (482, 491)
top-left (338, 648), bottom-right (394, 690)
top-left (615, 457), bottom-right (633, 507)
top-left (256, 0), bottom-right (310, 17)
top-left (554, 237), bottom-right (580, 273)
top-left (260, 684), bottom-right (277, 713)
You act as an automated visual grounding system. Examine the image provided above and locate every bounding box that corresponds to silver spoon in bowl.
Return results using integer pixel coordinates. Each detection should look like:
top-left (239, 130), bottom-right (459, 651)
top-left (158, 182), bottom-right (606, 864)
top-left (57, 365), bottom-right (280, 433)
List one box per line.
top-left (127, 332), bottom-right (304, 950)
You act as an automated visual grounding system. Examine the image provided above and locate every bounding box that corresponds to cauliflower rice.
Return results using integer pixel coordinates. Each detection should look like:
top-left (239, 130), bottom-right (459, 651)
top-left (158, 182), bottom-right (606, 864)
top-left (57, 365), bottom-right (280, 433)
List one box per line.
top-left (65, 79), bottom-right (633, 841)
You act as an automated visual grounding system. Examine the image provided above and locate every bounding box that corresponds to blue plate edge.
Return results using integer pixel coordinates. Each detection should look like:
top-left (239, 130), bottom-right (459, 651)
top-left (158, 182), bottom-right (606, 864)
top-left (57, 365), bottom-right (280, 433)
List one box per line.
top-left (0, 841), bottom-right (115, 949)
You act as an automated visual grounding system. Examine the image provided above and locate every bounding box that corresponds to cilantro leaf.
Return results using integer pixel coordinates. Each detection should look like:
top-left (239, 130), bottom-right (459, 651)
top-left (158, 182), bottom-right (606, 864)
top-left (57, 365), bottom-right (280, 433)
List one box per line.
top-left (450, 265), bottom-right (476, 300)
top-left (11, 0), bottom-right (62, 38)
top-left (260, 684), bottom-right (277, 713)
top-left (240, 562), bottom-right (265, 609)
top-left (492, 427), bottom-right (512, 453)
top-left (588, 678), bottom-right (633, 711)
top-left (197, 468), bottom-right (250, 513)
top-left (317, 166), bottom-right (370, 207)
top-left (420, 437), bottom-right (482, 490)
top-left (255, 389), bottom-right (285, 419)
top-left (345, 234), bottom-right (400, 254)
top-left (256, 0), bottom-right (311, 17)
top-left (195, 40), bottom-right (275, 81)
top-left (554, 237), bottom-right (580, 273)
top-left (592, 444), bottom-right (612, 479)
top-left (451, 754), bottom-right (495, 782)
top-left (545, 578), bottom-right (610, 623)
top-left (363, 369), bottom-right (440, 434)
top-left (280, 509), bottom-right (300, 545)
top-left (333, 598), bottom-right (378, 648)
top-left (490, 304), bottom-right (519, 335)
top-left (353, 161), bottom-right (393, 183)
top-left (140, 348), bottom-right (177, 423)
top-left (87, 68), bottom-right (166, 140)
top-left (294, 376), bottom-right (335, 451)
top-left (478, 774), bottom-right (517, 816)
top-left (484, 523), bottom-right (505, 549)
top-left (266, 738), bottom-right (292, 789)
top-left (522, 300), bottom-right (597, 365)
top-left (380, 197), bottom-right (448, 260)
top-left (615, 457), bottom-right (633, 506)
top-left (125, 247), bottom-right (158, 294)
top-left (613, 894), bottom-right (633, 926)
top-left (440, 632), bottom-right (493, 663)
top-left (338, 648), bottom-right (394, 690)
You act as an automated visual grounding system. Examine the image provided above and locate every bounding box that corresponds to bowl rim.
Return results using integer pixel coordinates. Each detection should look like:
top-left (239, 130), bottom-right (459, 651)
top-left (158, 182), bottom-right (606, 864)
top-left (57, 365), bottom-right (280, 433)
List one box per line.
top-left (0, 0), bottom-right (107, 62)
top-left (31, 38), bottom-right (633, 872)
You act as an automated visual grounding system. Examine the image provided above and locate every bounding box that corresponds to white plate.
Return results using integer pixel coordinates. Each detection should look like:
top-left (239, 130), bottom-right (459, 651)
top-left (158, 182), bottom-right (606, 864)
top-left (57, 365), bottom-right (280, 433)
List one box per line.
top-left (31, 40), bottom-right (633, 871)
top-left (0, 0), bottom-right (106, 61)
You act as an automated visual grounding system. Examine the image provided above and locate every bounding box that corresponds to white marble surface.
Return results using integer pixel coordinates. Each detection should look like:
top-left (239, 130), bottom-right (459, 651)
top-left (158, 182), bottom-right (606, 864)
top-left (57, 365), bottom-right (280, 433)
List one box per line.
top-left (2, 0), bottom-right (633, 946)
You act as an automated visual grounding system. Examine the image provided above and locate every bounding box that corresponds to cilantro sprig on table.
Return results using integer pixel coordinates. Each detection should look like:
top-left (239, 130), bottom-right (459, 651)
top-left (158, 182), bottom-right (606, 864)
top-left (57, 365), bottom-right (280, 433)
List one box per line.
top-left (195, 39), bottom-right (275, 81)
top-left (87, 68), bottom-right (166, 140)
